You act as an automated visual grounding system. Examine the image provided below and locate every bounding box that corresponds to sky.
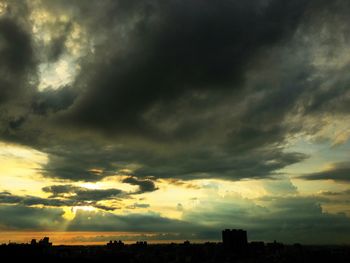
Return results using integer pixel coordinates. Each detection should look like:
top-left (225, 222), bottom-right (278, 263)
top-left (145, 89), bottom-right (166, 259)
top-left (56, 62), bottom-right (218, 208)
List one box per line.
top-left (0, 0), bottom-right (350, 245)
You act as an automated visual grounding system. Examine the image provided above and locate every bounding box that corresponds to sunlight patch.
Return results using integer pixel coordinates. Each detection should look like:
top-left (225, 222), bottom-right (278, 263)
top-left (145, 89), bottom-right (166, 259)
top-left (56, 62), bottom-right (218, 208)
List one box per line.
top-left (38, 55), bottom-right (80, 90)
top-left (72, 206), bottom-right (96, 214)
top-left (28, 1), bottom-right (91, 91)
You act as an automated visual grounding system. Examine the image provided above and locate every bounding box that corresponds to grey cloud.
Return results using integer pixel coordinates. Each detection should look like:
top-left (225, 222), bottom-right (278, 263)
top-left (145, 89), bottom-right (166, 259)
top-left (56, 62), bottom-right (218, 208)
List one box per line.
top-left (93, 204), bottom-right (119, 211)
top-left (182, 195), bottom-right (350, 244)
top-left (300, 162), bottom-right (350, 182)
top-left (0, 205), bottom-right (66, 231)
top-left (37, 142), bottom-right (136, 182)
top-left (262, 177), bottom-right (298, 195)
top-left (42, 184), bottom-right (124, 202)
top-left (1, 0), bottom-right (350, 244)
top-left (256, 197), bottom-right (350, 244)
top-left (67, 210), bottom-right (198, 233)
top-left (2, 191), bottom-right (350, 243)
top-left (40, 152), bottom-right (115, 182)
top-left (132, 148), bottom-right (307, 180)
top-left (37, 137), bottom-right (308, 183)
top-left (0, 191), bottom-right (69, 207)
top-left (0, 0), bottom-right (349, 186)
top-left (31, 87), bottom-right (78, 116)
top-left (122, 176), bottom-right (158, 194)
top-left (62, 0), bottom-right (315, 137)
top-left (73, 188), bottom-right (124, 201)
top-left (321, 189), bottom-right (350, 196)
top-left (0, 17), bottom-right (36, 112)
top-left (58, 193), bottom-right (350, 244)
top-left (47, 22), bottom-right (72, 63)
top-left (0, 187), bottom-right (124, 211)
top-left (42, 184), bottom-right (81, 197)
top-left (297, 1), bottom-right (350, 116)
top-left (0, 17), bottom-right (34, 76)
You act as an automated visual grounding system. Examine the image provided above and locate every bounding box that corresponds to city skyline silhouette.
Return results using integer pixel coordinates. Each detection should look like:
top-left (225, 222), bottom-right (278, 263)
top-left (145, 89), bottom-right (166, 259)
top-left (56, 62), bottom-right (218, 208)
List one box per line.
top-left (1, 0), bottom-right (350, 255)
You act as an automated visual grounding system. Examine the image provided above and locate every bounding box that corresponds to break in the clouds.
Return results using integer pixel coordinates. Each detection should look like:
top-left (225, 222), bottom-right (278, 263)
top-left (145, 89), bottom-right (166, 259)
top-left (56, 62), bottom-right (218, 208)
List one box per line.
top-left (0, 0), bottom-right (350, 244)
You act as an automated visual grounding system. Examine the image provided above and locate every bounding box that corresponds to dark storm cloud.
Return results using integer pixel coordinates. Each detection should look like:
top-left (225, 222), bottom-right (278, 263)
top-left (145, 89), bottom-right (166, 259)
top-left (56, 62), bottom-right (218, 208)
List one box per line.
top-left (69, 188), bottom-right (124, 201)
top-left (63, 0), bottom-right (314, 137)
top-left (42, 180), bottom-right (155, 203)
top-left (296, 0), bottom-right (350, 115)
top-left (132, 148), bottom-right (307, 180)
top-left (0, 0), bottom-right (349, 185)
top-left (0, 186), bottom-right (124, 211)
top-left (30, 0), bottom-right (340, 183)
top-left (42, 184), bottom-right (124, 202)
top-left (0, 17), bottom-right (35, 104)
top-left (0, 205), bottom-right (65, 230)
top-left (300, 162), bottom-right (350, 182)
top-left (122, 176), bottom-right (158, 193)
top-left (41, 184), bottom-right (81, 197)
top-left (47, 23), bottom-right (72, 62)
top-left (38, 141), bottom-right (307, 182)
top-left (40, 152), bottom-right (114, 181)
top-left (0, 11), bottom-right (39, 147)
top-left (0, 191), bottom-right (69, 207)
top-left (1, 0), bottom-right (350, 243)
top-left (0, 18), bottom-right (33, 73)
top-left (253, 197), bottom-right (350, 243)
top-left (31, 87), bottom-right (78, 116)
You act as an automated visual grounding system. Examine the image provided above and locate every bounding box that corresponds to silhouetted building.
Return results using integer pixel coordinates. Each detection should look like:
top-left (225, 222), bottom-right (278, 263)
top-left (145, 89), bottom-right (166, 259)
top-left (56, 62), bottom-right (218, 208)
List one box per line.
top-left (222, 229), bottom-right (248, 252)
top-left (183, 240), bottom-right (190, 246)
top-left (38, 237), bottom-right (52, 247)
top-left (266, 240), bottom-right (284, 253)
top-left (0, 233), bottom-right (348, 263)
top-left (135, 241), bottom-right (147, 247)
top-left (107, 240), bottom-right (125, 249)
top-left (249, 241), bottom-right (265, 254)
top-left (30, 239), bottom-right (37, 246)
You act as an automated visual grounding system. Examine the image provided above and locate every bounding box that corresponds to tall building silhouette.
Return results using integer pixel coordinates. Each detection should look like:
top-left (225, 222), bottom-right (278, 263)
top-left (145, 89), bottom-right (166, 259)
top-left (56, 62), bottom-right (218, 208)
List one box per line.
top-left (38, 237), bottom-right (52, 247)
top-left (222, 229), bottom-right (247, 251)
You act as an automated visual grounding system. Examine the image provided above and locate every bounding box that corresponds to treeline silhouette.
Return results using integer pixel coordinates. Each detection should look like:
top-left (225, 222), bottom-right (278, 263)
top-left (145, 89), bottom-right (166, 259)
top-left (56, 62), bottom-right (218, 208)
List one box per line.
top-left (1, 230), bottom-right (349, 263)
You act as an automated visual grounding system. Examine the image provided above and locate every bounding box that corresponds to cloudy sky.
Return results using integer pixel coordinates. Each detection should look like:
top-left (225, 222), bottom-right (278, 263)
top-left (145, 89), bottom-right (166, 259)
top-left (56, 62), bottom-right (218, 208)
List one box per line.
top-left (0, 0), bottom-right (350, 245)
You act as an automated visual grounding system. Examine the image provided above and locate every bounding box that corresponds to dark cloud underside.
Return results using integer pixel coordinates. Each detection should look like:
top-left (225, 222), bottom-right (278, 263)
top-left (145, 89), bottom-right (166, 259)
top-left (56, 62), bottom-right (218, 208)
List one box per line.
top-left (300, 162), bottom-right (350, 182)
top-left (0, 0), bottom-right (347, 183)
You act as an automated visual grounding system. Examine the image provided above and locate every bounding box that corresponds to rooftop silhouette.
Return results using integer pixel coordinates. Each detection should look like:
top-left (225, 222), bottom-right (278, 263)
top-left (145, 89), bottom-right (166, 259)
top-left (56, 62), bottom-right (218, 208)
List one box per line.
top-left (222, 228), bottom-right (248, 252)
top-left (1, 230), bottom-right (349, 262)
